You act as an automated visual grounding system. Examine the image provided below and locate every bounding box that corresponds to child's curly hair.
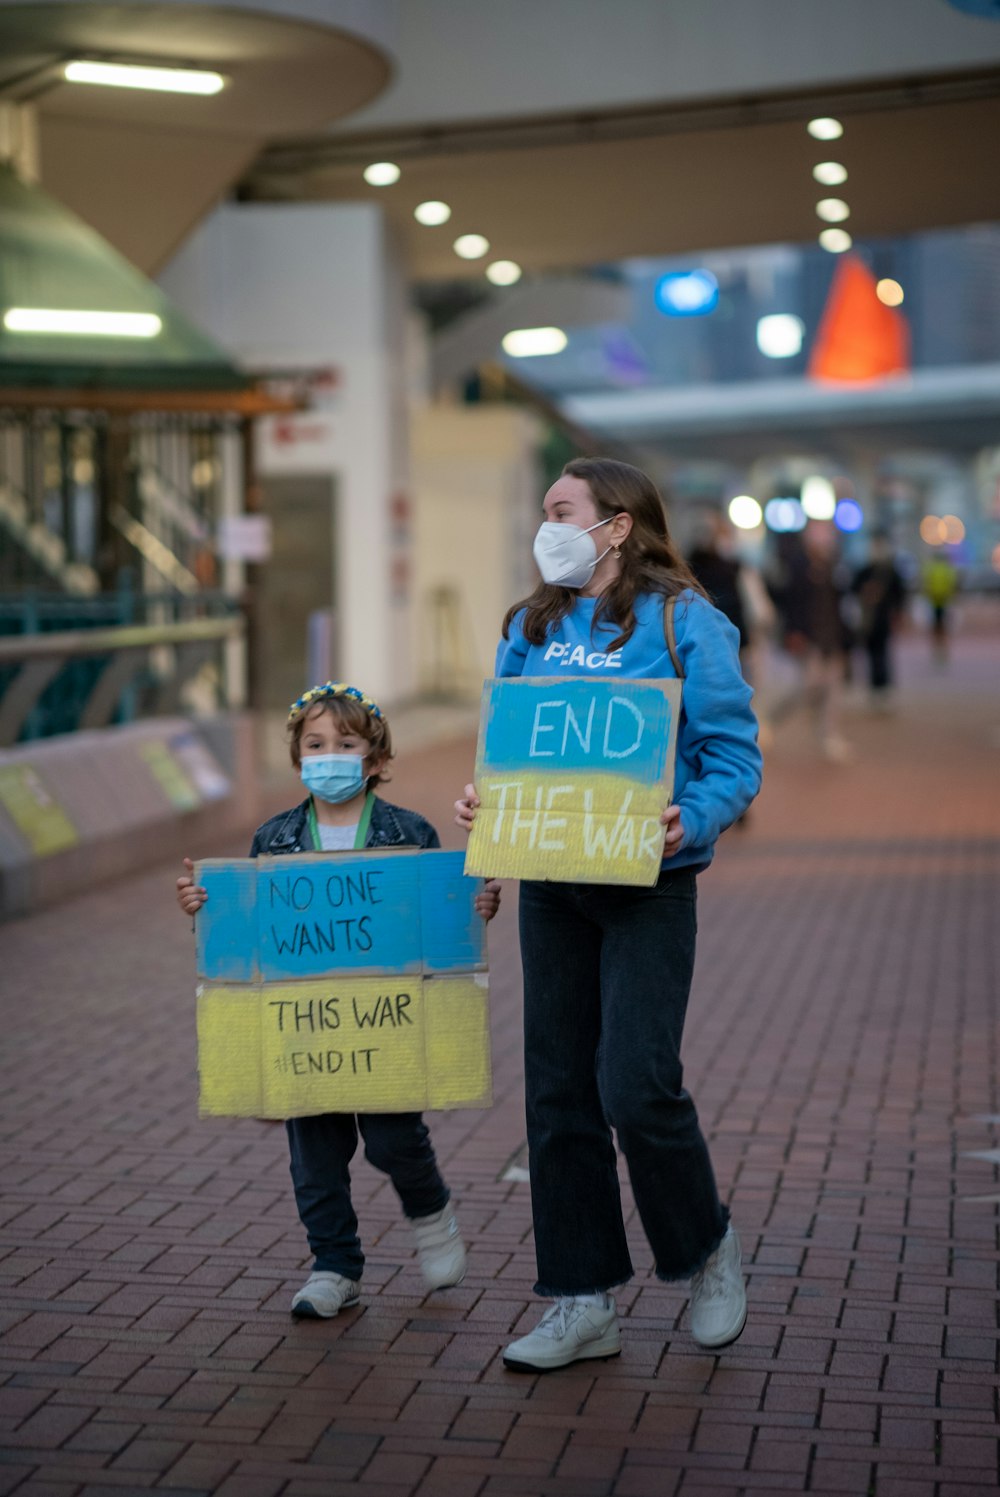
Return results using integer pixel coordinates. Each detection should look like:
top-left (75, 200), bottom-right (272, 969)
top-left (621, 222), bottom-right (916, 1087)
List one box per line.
top-left (287, 683), bottom-right (393, 790)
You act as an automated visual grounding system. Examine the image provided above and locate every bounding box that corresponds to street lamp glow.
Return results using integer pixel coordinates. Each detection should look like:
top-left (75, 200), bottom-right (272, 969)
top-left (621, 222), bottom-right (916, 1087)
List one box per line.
top-left (363, 162), bottom-right (400, 186)
top-left (3, 308), bottom-right (162, 337)
top-left (454, 233), bottom-right (490, 259)
top-left (64, 60), bottom-right (225, 94)
top-left (813, 161), bottom-right (847, 186)
top-left (756, 313), bottom-right (805, 359)
top-left (486, 260), bottom-right (522, 286)
top-left (801, 475), bottom-right (837, 521)
top-left (729, 495), bottom-right (763, 530)
top-left (808, 117), bottom-right (843, 141)
top-left (501, 326), bottom-right (567, 357)
top-left (819, 228), bottom-right (853, 253)
top-left (414, 200), bottom-right (451, 226)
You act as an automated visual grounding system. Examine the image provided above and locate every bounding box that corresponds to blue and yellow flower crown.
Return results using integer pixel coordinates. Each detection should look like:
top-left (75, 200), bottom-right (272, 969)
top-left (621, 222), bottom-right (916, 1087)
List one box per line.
top-left (287, 681), bottom-right (385, 725)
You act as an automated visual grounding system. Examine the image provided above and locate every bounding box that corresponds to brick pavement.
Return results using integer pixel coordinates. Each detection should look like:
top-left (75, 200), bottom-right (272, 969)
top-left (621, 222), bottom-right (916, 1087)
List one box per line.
top-left (2, 629), bottom-right (998, 1497)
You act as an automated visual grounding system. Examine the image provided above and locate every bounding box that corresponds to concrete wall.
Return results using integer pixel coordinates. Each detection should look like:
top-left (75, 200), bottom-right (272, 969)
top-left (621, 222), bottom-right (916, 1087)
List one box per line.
top-left (411, 404), bottom-right (542, 692)
top-left (159, 202), bottom-right (414, 708)
top-left (0, 715), bottom-right (257, 920)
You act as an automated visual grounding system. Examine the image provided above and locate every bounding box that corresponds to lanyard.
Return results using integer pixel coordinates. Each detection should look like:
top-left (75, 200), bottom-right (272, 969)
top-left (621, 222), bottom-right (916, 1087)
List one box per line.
top-left (307, 791), bottom-right (375, 852)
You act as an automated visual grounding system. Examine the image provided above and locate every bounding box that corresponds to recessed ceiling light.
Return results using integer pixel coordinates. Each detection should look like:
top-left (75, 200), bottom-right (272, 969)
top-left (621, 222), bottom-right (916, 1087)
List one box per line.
top-left (807, 117), bottom-right (843, 141)
top-left (816, 198), bottom-right (850, 223)
top-left (876, 278), bottom-right (905, 307)
top-left (486, 260), bottom-right (522, 286)
top-left (454, 234), bottom-right (490, 260)
top-left (64, 60), bottom-right (225, 94)
top-left (414, 200), bottom-right (451, 226)
top-left (363, 162), bottom-right (400, 186)
top-left (501, 326), bottom-right (567, 357)
top-left (813, 162), bottom-right (847, 186)
top-left (3, 308), bottom-right (162, 337)
top-left (819, 228), bottom-right (853, 253)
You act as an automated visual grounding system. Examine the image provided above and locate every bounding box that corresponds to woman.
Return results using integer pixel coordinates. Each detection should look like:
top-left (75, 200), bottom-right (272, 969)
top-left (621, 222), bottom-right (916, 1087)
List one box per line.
top-left (457, 458), bottom-right (762, 1372)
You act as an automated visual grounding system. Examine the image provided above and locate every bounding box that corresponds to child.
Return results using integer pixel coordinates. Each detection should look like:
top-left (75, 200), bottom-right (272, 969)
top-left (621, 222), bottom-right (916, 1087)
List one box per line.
top-left (178, 681), bottom-right (500, 1319)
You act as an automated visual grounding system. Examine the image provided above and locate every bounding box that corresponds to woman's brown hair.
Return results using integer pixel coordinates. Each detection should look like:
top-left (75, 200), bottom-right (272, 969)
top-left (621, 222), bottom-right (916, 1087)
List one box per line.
top-left (502, 457), bottom-right (706, 651)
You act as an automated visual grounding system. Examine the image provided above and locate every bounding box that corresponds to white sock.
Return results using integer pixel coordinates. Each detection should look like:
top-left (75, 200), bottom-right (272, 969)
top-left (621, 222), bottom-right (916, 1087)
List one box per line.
top-left (572, 1291), bottom-right (610, 1308)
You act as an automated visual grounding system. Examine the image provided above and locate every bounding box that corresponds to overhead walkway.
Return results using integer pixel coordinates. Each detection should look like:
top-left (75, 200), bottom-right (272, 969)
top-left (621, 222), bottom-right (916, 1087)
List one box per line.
top-left (1, 620), bottom-right (998, 1496)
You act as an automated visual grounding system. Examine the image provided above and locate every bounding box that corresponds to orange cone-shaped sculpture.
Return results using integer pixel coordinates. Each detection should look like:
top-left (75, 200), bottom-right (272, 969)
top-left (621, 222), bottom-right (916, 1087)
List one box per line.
top-left (808, 255), bottom-right (910, 382)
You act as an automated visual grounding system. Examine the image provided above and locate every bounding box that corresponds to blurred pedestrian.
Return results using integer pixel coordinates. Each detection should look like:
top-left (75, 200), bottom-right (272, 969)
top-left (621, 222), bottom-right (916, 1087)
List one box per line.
top-left (456, 457), bottom-right (762, 1372)
top-left (176, 682), bottom-right (500, 1320)
top-left (851, 532), bottom-right (907, 706)
top-left (768, 521), bottom-right (853, 761)
top-left (687, 513), bottom-right (750, 657)
top-left (922, 552), bottom-right (959, 663)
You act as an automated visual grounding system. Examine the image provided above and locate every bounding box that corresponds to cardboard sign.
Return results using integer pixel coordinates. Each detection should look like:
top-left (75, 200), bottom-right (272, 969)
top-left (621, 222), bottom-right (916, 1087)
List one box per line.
top-left (195, 849), bottom-right (491, 1117)
top-left (464, 677), bottom-right (682, 886)
top-left (0, 764), bottom-right (78, 856)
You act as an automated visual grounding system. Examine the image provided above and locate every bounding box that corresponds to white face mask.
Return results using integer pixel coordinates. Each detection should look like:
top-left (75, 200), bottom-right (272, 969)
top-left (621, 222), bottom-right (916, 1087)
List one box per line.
top-left (533, 517), bottom-right (614, 589)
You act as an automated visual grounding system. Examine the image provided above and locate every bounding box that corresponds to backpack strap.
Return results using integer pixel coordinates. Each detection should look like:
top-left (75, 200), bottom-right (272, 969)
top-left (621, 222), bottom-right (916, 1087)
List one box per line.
top-left (663, 595), bottom-right (684, 679)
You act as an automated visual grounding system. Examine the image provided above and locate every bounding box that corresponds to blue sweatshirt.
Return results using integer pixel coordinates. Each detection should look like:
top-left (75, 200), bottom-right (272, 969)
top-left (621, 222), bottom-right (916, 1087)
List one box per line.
top-left (495, 589), bottom-right (762, 872)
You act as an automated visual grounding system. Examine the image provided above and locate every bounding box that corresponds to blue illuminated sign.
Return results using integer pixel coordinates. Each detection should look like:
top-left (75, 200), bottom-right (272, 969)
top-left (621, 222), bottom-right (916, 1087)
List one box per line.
top-left (654, 270), bottom-right (719, 317)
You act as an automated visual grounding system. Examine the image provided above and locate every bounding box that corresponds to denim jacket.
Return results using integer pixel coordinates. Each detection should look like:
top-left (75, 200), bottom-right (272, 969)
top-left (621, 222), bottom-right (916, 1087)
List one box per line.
top-left (249, 796), bottom-right (441, 858)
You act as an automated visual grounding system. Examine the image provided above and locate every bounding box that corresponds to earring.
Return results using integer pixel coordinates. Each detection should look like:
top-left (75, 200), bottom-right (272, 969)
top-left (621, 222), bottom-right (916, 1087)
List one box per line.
top-left (612, 544), bottom-right (622, 559)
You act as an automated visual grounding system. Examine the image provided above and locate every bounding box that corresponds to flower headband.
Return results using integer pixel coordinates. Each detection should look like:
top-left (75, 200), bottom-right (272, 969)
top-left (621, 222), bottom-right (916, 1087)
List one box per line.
top-left (287, 681), bottom-right (385, 725)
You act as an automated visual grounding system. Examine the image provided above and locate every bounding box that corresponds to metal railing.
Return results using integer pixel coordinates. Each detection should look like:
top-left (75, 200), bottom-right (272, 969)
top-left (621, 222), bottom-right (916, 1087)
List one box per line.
top-left (0, 614), bottom-right (245, 745)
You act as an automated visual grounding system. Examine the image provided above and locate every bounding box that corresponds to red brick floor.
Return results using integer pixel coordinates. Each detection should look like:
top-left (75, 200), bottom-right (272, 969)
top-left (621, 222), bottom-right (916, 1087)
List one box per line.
top-left (2, 629), bottom-right (999, 1496)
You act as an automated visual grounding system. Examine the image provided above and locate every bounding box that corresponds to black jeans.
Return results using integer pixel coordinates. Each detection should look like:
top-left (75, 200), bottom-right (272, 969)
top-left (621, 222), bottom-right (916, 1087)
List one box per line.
top-left (286, 1112), bottom-right (449, 1279)
top-left (519, 869), bottom-right (728, 1295)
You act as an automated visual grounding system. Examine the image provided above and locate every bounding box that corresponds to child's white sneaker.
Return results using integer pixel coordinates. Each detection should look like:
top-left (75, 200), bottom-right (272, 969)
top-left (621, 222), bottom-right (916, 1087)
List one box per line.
top-left (412, 1206), bottom-right (466, 1289)
top-left (291, 1270), bottom-right (361, 1319)
top-left (504, 1296), bottom-right (621, 1372)
top-left (689, 1225), bottom-right (747, 1348)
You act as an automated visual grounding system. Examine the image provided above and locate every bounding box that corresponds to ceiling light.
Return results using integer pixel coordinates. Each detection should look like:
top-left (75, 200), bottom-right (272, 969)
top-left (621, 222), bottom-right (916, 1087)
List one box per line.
top-left (756, 314), bottom-right (805, 359)
top-left (3, 308), bottom-right (162, 337)
top-left (807, 117), bottom-right (843, 141)
top-left (64, 60), bottom-right (225, 94)
top-left (819, 228), bottom-right (853, 254)
top-left (654, 269), bottom-right (719, 317)
top-left (486, 260), bottom-right (522, 286)
top-left (414, 200), bottom-right (451, 226)
top-left (729, 496), bottom-right (763, 530)
top-left (813, 161), bottom-right (847, 186)
top-left (876, 278), bottom-right (905, 307)
top-left (501, 326), bottom-right (567, 358)
top-left (363, 162), bottom-right (400, 186)
top-left (764, 498), bottom-right (807, 533)
top-left (454, 233), bottom-right (490, 260)
top-left (942, 514), bottom-right (965, 545)
top-left (801, 475), bottom-right (837, 520)
top-left (816, 198), bottom-right (850, 223)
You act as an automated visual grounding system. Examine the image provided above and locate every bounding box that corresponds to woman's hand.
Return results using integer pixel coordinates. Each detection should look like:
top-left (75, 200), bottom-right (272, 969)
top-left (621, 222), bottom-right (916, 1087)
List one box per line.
top-left (176, 857), bottom-right (207, 916)
top-left (455, 783), bottom-right (480, 835)
top-left (475, 879), bottom-right (501, 922)
top-left (660, 804), bottom-right (685, 858)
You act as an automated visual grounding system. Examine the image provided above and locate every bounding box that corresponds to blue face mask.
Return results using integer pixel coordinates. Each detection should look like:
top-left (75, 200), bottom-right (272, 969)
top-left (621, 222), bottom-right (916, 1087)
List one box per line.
top-left (301, 753), bottom-right (367, 805)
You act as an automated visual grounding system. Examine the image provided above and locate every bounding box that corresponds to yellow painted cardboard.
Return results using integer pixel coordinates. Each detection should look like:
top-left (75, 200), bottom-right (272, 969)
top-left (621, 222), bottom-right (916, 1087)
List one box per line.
top-left (465, 678), bottom-right (681, 887)
top-left (197, 974), bottom-right (490, 1117)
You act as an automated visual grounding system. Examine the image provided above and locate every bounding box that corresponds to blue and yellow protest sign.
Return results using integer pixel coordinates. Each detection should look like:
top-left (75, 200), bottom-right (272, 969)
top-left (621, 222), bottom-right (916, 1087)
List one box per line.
top-left (464, 677), bottom-right (682, 886)
top-left (195, 849), bottom-right (491, 1118)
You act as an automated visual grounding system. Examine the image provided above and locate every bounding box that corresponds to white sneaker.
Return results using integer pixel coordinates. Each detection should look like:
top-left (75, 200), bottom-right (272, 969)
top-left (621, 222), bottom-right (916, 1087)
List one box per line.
top-left (291, 1271), bottom-right (361, 1319)
top-left (689, 1225), bottom-right (747, 1349)
top-left (503, 1297), bottom-right (621, 1372)
top-left (412, 1206), bottom-right (466, 1289)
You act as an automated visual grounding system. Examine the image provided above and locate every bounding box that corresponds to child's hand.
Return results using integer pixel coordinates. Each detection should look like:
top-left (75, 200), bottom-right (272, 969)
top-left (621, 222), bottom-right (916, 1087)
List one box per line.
top-left (455, 783), bottom-right (480, 834)
top-left (660, 804), bottom-right (685, 858)
top-left (475, 879), bottom-right (501, 922)
top-left (176, 857), bottom-right (207, 917)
